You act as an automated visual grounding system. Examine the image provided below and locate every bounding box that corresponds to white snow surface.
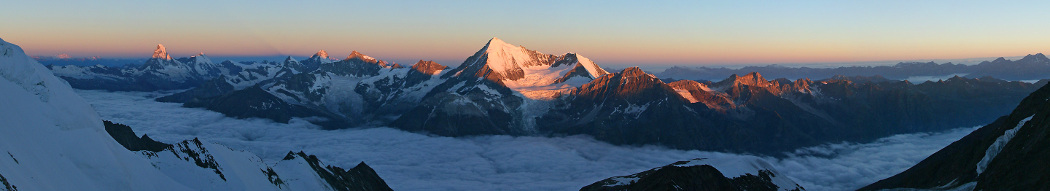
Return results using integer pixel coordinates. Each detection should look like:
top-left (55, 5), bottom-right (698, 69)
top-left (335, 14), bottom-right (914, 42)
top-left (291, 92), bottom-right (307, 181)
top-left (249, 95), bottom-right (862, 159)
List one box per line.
top-left (674, 88), bottom-right (700, 103)
top-left (0, 37), bottom-right (352, 191)
top-left (976, 115), bottom-right (1034, 175)
top-left (0, 37), bottom-right (190, 190)
top-left (481, 38), bottom-right (606, 95)
top-left (573, 54), bottom-right (607, 79)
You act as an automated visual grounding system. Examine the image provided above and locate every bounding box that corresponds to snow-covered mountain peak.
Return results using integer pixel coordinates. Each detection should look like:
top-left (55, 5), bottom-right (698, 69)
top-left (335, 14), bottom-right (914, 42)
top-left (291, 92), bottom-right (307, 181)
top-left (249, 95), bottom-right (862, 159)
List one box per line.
top-left (152, 44), bottom-right (171, 60)
top-left (1020, 53), bottom-right (1049, 63)
top-left (188, 52), bottom-right (213, 64)
top-left (446, 38), bottom-right (612, 96)
top-left (485, 37), bottom-right (516, 50)
top-left (475, 37), bottom-right (541, 74)
top-left (0, 37), bottom-right (16, 57)
top-left (346, 50), bottom-right (377, 62)
top-left (564, 53), bottom-right (609, 79)
top-left (1, 37), bottom-right (62, 101)
top-left (314, 50), bottom-right (329, 60)
top-left (304, 50), bottom-right (334, 65)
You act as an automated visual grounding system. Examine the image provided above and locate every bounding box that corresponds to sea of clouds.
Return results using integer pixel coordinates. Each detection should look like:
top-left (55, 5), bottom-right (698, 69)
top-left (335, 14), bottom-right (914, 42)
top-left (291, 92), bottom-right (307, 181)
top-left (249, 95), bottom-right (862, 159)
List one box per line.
top-left (76, 89), bottom-right (978, 191)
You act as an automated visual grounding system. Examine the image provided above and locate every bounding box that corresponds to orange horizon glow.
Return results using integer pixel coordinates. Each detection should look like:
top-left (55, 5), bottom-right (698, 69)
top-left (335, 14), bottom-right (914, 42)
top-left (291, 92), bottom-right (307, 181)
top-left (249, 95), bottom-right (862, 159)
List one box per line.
top-left (14, 36), bottom-right (1048, 66)
top-left (4, 1), bottom-right (1049, 66)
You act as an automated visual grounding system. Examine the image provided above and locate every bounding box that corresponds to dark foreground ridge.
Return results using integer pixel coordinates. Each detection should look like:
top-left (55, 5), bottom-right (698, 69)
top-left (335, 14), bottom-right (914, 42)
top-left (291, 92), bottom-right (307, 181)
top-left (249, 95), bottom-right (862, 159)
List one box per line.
top-left (103, 120), bottom-right (393, 190)
top-left (581, 158), bottom-right (804, 191)
top-left (862, 82), bottom-right (1050, 190)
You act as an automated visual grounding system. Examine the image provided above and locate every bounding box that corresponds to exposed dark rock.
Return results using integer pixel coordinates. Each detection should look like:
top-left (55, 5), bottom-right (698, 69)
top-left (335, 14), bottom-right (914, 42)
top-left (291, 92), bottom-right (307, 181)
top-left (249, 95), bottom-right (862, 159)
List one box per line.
top-left (862, 83), bottom-right (1050, 190)
top-left (410, 60), bottom-right (447, 76)
top-left (262, 167), bottom-right (285, 189)
top-left (170, 138), bottom-right (226, 181)
top-left (0, 172), bottom-right (16, 191)
top-left (581, 159), bottom-right (803, 191)
top-left (103, 120), bottom-right (171, 152)
top-left (544, 68), bottom-right (1038, 154)
top-left (283, 151), bottom-right (393, 191)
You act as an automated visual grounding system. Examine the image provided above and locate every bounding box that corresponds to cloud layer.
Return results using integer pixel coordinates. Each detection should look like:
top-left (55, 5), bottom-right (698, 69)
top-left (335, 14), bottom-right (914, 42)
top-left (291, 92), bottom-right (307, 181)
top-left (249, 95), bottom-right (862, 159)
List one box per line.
top-left (78, 90), bottom-right (975, 191)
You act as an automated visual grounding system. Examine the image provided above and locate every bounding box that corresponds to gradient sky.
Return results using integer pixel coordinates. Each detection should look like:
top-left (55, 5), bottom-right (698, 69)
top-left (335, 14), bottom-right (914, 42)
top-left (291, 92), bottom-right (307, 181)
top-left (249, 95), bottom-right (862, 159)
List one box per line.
top-left (2, 0), bottom-right (1049, 66)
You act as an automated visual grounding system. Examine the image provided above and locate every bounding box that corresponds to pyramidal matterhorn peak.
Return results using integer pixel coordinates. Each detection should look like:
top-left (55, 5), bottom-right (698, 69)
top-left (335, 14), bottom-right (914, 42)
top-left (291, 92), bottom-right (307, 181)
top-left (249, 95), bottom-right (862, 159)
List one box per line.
top-left (151, 44), bottom-right (171, 60)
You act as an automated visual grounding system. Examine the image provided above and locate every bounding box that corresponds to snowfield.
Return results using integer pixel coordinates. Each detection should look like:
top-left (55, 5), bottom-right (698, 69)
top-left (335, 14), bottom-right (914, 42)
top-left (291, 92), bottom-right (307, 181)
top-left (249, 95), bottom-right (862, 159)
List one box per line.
top-left (77, 89), bottom-right (979, 191)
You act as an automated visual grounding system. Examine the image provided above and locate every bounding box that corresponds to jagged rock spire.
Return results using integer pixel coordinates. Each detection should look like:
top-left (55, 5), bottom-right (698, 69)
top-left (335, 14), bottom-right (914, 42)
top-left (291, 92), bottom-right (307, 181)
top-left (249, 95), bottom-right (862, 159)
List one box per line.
top-left (152, 44), bottom-right (171, 60)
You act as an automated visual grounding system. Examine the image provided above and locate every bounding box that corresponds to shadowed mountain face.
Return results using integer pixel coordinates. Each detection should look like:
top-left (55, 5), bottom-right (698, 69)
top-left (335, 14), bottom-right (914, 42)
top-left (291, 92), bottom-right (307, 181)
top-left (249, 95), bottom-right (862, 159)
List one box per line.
top-left (861, 83), bottom-right (1050, 190)
top-left (55, 38), bottom-right (1044, 155)
top-left (541, 69), bottom-right (1039, 154)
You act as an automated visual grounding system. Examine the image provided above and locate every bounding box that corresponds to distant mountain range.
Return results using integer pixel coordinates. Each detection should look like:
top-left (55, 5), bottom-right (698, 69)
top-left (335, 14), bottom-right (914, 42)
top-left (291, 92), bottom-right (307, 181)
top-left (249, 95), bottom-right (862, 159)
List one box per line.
top-left (0, 37), bottom-right (391, 190)
top-left (33, 56), bottom-right (144, 67)
top-left (25, 35), bottom-right (1050, 190)
top-left (47, 38), bottom-right (1047, 155)
top-left (588, 78), bottom-right (1050, 191)
top-left (862, 76), bottom-right (1050, 190)
top-left (659, 53), bottom-right (1050, 82)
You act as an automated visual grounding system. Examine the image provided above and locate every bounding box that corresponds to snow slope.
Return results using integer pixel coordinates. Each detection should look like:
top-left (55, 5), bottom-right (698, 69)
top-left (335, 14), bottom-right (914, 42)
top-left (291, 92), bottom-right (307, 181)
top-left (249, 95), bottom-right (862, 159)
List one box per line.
top-left (472, 38), bottom-right (609, 99)
top-left (0, 37), bottom-right (389, 191)
top-left (0, 37), bottom-right (191, 190)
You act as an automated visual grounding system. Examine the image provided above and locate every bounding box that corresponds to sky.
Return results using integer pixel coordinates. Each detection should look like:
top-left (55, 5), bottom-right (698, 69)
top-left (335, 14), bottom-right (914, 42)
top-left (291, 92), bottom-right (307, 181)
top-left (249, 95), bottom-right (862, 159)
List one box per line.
top-left (3, 0), bottom-right (1050, 66)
